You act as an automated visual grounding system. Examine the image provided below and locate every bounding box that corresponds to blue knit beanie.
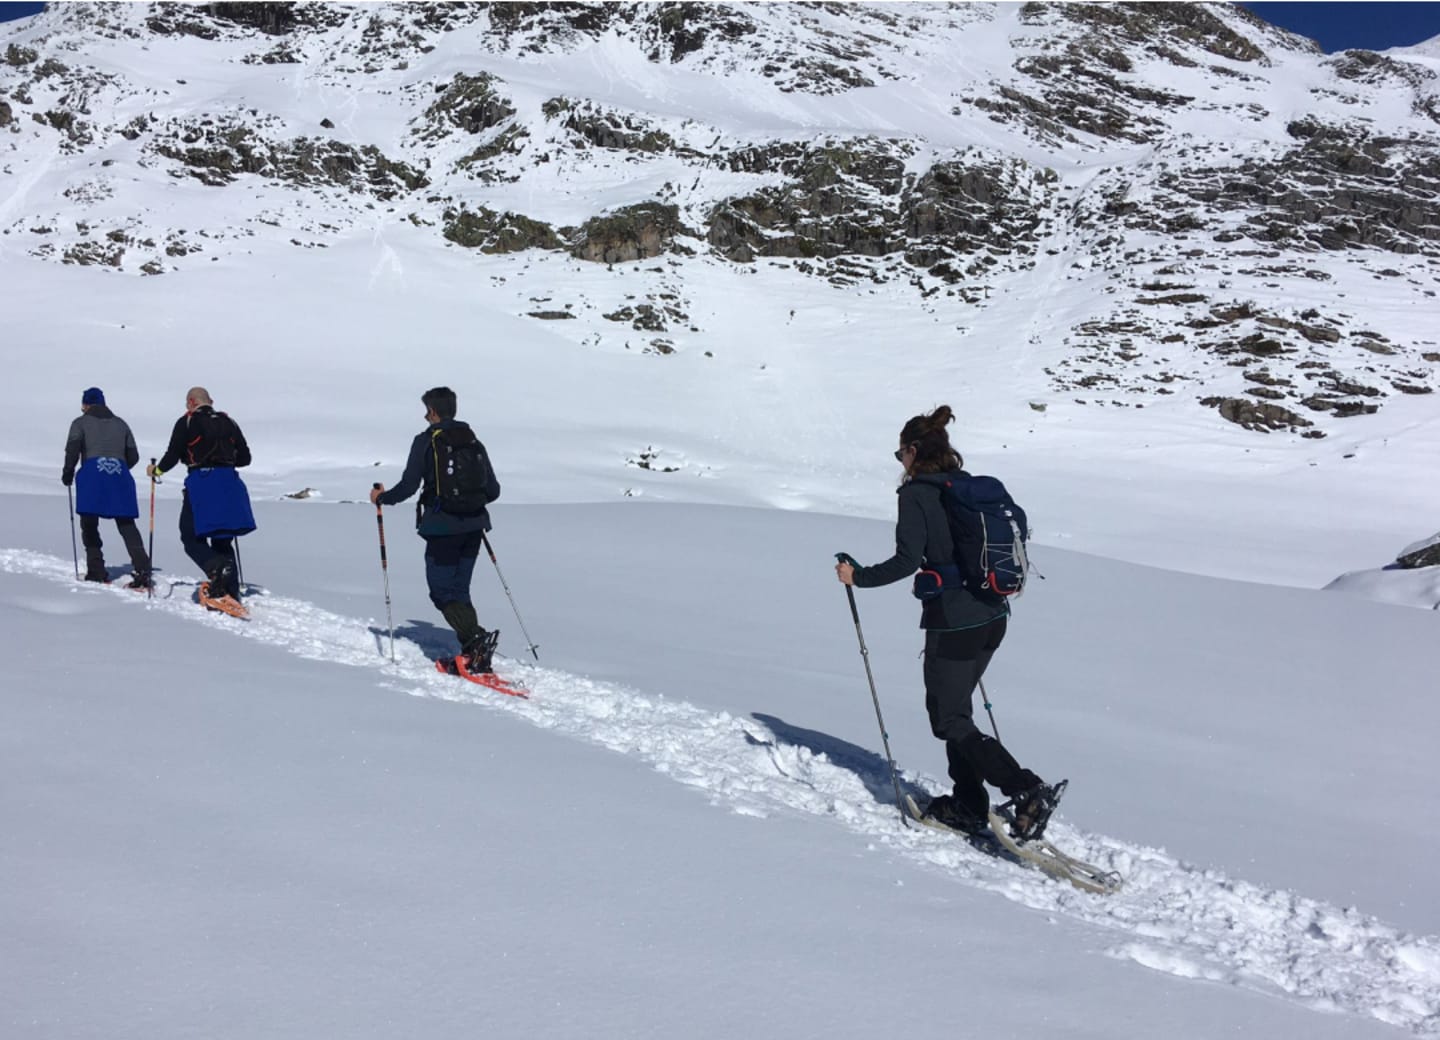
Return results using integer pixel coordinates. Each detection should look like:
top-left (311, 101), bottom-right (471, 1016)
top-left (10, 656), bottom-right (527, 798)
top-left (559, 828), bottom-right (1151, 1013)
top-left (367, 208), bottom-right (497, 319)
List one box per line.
top-left (82, 387), bottom-right (105, 406)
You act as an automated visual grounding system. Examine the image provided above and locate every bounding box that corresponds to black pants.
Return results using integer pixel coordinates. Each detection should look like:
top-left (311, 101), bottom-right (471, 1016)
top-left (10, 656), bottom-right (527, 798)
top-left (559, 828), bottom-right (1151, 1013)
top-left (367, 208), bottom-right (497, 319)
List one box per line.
top-left (178, 492), bottom-right (235, 585)
top-left (80, 514), bottom-right (150, 578)
top-left (923, 619), bottom-right (1041, 818)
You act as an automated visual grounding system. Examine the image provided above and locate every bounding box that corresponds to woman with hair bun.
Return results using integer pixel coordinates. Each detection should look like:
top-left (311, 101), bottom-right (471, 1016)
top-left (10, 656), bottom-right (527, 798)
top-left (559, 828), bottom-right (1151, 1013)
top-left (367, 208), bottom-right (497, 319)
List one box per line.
top-left (835, 405), bottom-right (1060, 841)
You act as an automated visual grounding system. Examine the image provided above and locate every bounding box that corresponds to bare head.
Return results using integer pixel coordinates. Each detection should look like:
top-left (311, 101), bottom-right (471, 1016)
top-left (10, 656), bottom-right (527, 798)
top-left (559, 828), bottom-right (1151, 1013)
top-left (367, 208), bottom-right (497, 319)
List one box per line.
top-left (186, 386), bottom-right (213, 411)
top-left (897, 404), bottom-right (963, 476)
top-left (421, 386), bottom-right (457, 422)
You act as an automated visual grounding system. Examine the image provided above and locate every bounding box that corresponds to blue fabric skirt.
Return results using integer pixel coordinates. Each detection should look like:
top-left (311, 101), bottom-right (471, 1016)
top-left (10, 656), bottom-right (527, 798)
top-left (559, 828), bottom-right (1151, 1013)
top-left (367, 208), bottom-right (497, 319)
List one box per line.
top-left (75, 457), bottom-right (139, 519)
top-left (185, 468), bottom-right (256, 538)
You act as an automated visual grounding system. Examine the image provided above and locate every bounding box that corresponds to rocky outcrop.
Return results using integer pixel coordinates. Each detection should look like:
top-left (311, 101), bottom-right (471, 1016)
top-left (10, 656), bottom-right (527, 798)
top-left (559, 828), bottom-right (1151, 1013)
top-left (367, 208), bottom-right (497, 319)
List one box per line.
top-left (1199, 395), bottom-right (1319, 435)
top-left (417, 73), bottom-right (515, 140)
top-left (442, 207), bottom-right (561, 253)
top-left (546, 98), bottom-right (678, 154)
top-left (573, 203), bottom-right (687, 263)
top-left (1146, 119), bottom-right (1440, 255)
top-left (151, 120), bottom-right (427, 197)
top-left (1397, 535), bottom-right (1440, 569)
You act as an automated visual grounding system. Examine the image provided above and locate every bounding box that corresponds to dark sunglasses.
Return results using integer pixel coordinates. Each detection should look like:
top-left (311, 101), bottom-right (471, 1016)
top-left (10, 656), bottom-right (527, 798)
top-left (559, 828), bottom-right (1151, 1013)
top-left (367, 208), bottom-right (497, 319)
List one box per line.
top-left (894, 443), bottom-right (915, 462)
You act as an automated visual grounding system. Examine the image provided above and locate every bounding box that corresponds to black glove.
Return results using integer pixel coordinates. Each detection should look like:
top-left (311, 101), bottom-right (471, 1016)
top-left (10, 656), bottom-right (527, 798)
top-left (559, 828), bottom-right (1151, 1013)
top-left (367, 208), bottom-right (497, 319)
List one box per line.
top-left (61, 470), bottom-right (73, 487)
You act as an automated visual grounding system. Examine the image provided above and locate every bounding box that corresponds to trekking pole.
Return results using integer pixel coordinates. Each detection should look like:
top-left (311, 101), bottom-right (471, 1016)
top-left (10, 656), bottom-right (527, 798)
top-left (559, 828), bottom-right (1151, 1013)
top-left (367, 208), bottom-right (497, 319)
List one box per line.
top-left (232, 540), bottom-right (245, 599)
top-left (373, 484), bottom-right (395, 663)
top-left (978, 678), bottom-right (1001, 740)
top-left (67, 484), bottom-right (80, 580)
top-left (482, 532), bottom-right (538, 661)
top-left (147, 460), bottom-right (157, 600)
top-left (836, 553), bottom-right (908, 828)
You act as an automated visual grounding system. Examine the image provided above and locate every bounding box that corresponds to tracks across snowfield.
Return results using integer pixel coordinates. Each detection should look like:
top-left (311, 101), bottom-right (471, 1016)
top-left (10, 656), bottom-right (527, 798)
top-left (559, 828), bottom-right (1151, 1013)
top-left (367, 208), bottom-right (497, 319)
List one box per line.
top-left (4, 547), bottom-right (1437, 1036)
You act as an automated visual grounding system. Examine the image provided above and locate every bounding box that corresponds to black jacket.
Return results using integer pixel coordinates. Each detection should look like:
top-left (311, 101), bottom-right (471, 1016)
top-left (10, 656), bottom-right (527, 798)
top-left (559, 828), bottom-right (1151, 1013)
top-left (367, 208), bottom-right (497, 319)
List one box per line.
top-left (155, 407), bottom-right (251, 475)
top-left (852, 472), bottom-right (1008, 631)
top-left (377, 419), bottom-right (500, 537)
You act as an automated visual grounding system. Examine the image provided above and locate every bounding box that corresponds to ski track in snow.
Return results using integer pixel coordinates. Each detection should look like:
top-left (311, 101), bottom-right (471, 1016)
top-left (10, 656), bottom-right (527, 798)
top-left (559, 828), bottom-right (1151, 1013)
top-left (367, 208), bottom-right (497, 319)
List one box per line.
top-left (3, 547), bottom-right (1437, 1036)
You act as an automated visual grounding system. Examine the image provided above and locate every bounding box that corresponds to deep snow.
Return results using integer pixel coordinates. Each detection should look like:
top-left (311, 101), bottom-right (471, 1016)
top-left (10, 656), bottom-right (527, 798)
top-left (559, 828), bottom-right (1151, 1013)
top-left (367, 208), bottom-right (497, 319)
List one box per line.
top-left (2, 491), bottom-right (1437, 1038)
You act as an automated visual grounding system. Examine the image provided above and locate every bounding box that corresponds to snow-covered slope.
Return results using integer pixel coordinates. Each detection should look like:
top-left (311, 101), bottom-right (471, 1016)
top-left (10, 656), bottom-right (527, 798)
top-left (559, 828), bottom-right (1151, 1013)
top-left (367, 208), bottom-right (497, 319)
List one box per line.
top-left (2, 493), bottom-right (1438, 1038)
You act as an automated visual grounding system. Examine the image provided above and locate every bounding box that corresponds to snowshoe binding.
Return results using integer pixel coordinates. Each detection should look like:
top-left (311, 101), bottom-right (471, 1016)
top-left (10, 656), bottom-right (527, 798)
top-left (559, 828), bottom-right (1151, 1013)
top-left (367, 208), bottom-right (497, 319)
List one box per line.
top-left (198, 580), bottom-right (249, 620)
top-left (999, 779), bottom-right (1067, 843)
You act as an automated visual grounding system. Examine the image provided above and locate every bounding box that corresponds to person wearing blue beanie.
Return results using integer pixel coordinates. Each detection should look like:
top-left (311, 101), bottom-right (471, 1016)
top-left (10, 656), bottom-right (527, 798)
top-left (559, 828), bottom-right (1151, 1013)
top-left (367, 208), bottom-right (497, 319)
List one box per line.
top-left (63, 388), bottom-right (151, 588)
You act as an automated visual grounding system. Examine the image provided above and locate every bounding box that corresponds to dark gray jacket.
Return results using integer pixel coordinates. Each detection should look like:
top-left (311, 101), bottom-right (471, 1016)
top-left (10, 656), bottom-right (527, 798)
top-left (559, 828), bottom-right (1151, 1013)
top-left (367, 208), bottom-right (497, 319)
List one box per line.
top-left (377, 419), bottom-right (500, 537)
top-left (852, 472), bottom-right (1009, 631)
top-left (62, 405), bottom-right (140, 483)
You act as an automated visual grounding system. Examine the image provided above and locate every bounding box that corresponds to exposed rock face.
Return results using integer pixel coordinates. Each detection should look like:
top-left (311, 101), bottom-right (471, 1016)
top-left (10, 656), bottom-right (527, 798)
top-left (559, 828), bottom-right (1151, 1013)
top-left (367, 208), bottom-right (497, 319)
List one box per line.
top-left (418, 73), bottom-right (515, 139)
top-left (574, 203), bottom-right (687, 263)
top-left (443, 207), bottom-right (562, 253)
top-left (1397, 538), bottom-right (1440, 569)
top-left (150, 119), bottom-right (427, 197)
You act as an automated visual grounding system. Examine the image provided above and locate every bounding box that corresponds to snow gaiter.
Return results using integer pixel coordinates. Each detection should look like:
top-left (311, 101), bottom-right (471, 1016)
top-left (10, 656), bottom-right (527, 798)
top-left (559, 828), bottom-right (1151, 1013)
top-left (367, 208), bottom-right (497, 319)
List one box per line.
top-left (441, 601), bottom-right (482, 645)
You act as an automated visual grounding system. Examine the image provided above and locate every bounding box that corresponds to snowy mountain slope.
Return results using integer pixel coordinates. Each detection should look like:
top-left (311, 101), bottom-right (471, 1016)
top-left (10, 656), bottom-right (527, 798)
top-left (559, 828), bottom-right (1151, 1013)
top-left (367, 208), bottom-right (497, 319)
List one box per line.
top-left (4, 7), bottom-right (1439, 1037)
top-left (2, 493), bottom-right (1438, 1037)
top-left (1, 1), bottom-right (1438, 467)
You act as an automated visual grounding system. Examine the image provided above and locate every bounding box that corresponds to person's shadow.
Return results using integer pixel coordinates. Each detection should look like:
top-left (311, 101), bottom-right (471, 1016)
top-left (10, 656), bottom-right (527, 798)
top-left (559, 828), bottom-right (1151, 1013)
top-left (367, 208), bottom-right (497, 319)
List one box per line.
top-left (369, 619), bottom-right (457, 660)
top-left (749, 712), bottom-right (927, 808)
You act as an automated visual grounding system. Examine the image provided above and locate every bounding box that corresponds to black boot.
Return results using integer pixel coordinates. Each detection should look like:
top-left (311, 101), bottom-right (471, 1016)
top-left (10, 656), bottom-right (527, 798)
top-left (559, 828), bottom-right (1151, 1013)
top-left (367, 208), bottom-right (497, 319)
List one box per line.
top-left (206, 558), bottom-right (237, 600)
top-left (460, 629), bottom-right (500, 675)
top-left (1006, 780), bottom-right (1067, 843)
top-left (920, 794), bottom-right (989, 836)
top-left (83, 547), bottom-right (108, 583)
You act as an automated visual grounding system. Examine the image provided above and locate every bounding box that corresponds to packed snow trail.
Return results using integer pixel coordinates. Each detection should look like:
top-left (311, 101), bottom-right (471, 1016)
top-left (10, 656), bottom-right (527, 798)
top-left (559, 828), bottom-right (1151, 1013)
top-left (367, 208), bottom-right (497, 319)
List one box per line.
top-left (3, 548), bottom-right (1437, 1036)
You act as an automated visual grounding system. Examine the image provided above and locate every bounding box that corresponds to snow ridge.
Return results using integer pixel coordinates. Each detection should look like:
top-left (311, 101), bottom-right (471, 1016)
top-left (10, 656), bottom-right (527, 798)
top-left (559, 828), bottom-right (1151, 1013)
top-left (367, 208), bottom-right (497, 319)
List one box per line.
top-left (3, 546), bottom-right (1436, 1035)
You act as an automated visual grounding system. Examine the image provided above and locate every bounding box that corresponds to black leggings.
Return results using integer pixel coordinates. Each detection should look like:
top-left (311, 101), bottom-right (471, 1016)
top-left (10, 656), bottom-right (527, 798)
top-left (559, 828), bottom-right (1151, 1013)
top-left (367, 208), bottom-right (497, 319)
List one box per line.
top-left (923, 619), bottom-right (1041, 817)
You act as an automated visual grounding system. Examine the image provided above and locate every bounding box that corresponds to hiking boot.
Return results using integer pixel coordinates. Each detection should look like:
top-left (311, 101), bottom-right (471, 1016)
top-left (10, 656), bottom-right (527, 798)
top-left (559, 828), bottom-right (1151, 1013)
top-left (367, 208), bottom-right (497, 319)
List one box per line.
top-left (921, 794), bottom-right (989, 836)
top-left (208, 559), bottom-right (239, 600)
top-left (1008, 780), bottom-right (1066, 843)
top-left (126, 573), bottom-right (154, 591)
top-left (83, 569), bottom-right (109, 583)
top-left (460, 629), bottom-right (500, 675)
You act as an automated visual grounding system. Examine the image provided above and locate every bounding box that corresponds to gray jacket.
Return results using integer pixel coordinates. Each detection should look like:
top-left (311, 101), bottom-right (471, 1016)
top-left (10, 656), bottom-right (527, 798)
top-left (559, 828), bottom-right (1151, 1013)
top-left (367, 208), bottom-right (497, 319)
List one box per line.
top-left (62, 405), bottom-right (140, 483)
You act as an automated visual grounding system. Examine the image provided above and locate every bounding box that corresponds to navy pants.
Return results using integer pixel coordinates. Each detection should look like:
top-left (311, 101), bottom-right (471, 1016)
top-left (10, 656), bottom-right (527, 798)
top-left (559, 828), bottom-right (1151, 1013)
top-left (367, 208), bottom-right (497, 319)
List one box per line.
top-left (424, 530), bottom-right (484, 609)
top-left (923, 618), bottom-right (1041, 817)
top-left (179, 493), bottom-right (236, 583)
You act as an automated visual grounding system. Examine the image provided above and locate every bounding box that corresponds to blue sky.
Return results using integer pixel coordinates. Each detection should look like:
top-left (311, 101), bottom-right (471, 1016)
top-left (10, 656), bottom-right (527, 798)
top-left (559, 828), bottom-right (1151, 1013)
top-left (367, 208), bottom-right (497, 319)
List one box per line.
top-left (1241, 3), bottom-right (1440, 52)
top-left (1, 2), bottom-right (1439, 52)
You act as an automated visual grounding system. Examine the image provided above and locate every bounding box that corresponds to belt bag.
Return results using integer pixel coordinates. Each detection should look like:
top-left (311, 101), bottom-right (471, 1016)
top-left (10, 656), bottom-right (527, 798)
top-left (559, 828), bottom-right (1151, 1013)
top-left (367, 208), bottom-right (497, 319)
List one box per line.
top-left (913, 563), bottom-right (963, 600)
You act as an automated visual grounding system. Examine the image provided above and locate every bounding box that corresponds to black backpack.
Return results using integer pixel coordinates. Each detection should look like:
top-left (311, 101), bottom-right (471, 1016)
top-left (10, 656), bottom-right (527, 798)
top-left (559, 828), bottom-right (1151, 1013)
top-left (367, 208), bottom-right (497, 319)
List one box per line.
top-left (185, 410), bottom-right (240, 467)
top-left (427, 422), bottom-right (492, 516)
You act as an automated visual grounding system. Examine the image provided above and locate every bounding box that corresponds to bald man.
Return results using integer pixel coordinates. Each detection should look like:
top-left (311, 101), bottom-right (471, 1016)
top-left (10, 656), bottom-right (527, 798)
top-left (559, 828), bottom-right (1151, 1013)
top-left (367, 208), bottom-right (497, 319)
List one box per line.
top-left (148, 387), bottom-right (255, 608)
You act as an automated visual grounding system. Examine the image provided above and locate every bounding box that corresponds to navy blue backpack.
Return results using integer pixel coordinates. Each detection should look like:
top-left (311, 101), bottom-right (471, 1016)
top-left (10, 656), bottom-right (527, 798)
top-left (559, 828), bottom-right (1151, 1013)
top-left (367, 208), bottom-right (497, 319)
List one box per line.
top-left (915, 473), bottom-right (1031, 601)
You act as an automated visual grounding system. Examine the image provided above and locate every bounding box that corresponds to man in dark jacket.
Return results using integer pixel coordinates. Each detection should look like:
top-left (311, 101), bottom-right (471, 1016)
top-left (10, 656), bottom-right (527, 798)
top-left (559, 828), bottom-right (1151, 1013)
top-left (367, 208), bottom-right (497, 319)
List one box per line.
top-left (146, 387), bottom-right (254, 606)
top-left (370, 386), bottom-right (501, 674)
top-left (62, 387), bottom-right (152, 588)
